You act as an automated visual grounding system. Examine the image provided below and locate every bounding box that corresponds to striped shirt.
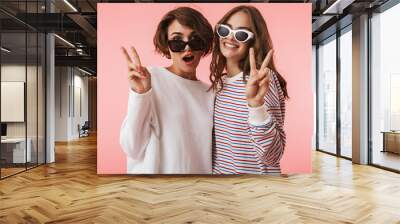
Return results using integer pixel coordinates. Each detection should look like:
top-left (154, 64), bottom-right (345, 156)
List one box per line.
top-left (213, 71), bottom-right (286, 174)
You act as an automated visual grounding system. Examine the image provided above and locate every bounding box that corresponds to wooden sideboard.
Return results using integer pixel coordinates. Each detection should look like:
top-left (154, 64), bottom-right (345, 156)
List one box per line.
top-left (382, 131), bottom-right (400, 154)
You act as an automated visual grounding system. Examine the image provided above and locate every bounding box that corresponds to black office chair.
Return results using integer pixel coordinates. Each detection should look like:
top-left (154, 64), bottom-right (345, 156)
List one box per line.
top-left (79, 121), bottom-right (90, 138)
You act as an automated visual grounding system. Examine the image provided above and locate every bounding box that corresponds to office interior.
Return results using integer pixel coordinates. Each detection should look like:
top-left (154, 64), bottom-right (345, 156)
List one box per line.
top-left (0, 0), bottom-right (97, 178)
top-left (313, 0), bottom-right (400, 172)
top-left (0, 0), bottom-right (399, 222)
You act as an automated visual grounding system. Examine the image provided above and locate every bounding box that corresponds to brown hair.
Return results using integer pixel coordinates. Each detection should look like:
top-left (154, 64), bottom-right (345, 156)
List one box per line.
top-left (209, 5), bottom-right (289, 99)
top-left (153, 7), bottom-right (213, 58)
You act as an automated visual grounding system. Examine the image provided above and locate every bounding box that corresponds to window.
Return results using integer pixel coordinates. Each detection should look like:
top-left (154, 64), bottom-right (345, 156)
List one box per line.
top-left (339, 27), bottom-right (352, 158)
top-left (371, 2), bottom-right (400, 171)
top-left (317, 35), bottom-right (337, 154)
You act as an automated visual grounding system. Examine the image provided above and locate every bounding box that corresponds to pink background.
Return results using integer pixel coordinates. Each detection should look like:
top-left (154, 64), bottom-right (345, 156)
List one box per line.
top-left (97, 3), bottom-right (313, 174)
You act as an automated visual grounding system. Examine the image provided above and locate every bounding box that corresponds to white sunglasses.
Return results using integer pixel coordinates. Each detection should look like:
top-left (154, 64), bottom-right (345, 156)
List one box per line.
top-left (216, 24), bottom-right (254, 43)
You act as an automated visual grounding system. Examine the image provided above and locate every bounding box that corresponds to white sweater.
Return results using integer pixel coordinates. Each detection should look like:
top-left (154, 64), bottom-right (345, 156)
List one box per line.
top-left (120, 67), bottom-right (214, 174)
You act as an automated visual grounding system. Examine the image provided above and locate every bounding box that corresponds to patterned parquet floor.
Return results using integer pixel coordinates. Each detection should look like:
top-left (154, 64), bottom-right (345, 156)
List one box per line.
top-left (0, 134), bottom-right (400, 223)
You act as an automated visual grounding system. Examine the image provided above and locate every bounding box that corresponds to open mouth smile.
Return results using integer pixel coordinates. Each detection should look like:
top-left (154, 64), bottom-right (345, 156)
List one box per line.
top-left (182, 54), bottom-right (195, 63)
top-left (223, 41), bottom-right (239, 49)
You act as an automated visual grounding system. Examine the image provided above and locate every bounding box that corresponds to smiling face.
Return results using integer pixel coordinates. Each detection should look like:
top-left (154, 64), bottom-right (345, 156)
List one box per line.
top-left (167, 20), bottom-right (204, 75)
top-left (219, 11), bottom-right (253, 63)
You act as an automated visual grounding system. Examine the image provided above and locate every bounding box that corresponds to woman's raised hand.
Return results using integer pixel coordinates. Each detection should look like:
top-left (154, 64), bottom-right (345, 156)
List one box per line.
top-left (246, 48), bottom-right (274, 107)
top-left (121, 46), bottom-right (151, 94)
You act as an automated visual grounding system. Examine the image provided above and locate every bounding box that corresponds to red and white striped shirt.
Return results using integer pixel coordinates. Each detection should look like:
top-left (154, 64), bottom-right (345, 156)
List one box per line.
top-left (213, 71), bottom-right (286, 174)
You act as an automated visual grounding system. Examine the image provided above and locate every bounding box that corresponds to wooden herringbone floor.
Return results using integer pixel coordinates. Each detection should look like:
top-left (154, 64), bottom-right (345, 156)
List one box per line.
top-left (1, 134), bottom-right (400, 224)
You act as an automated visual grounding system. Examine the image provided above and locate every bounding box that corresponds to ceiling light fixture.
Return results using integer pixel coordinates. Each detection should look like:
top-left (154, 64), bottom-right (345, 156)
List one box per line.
top-left (63, 0), bottom-right (78, 12)
top-left (54, 34), bottom-right (75, 48)
top-left (78, 67), bottom-right (93, 76)
top-left (322, 0), bottom-right (354, 15)
top-left (1, 47), bottom-right (11, 53)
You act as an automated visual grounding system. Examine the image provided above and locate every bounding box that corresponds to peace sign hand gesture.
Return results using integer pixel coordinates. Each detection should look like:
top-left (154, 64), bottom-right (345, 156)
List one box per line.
top-left (121, 46), bottom-right (151, 94)
top-left (246, 48), bottom-right (274, 107)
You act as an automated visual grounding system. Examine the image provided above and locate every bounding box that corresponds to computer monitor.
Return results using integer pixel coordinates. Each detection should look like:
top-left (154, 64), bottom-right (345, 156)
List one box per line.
top-left (1, 123), bottom-right (7, 137)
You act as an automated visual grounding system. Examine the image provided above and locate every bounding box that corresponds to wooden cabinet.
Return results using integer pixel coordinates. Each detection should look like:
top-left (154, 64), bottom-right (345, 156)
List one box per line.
top-left (382, 132), bottom-right (400, 154)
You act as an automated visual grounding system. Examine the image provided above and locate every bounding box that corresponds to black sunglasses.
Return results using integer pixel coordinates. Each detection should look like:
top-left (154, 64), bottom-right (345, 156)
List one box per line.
top-left (167, 38), bottom-right (205, 52)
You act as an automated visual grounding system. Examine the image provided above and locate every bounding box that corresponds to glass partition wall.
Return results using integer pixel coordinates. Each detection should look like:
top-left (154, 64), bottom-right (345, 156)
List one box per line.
top-left (0, 1), bottom-right (46, 179)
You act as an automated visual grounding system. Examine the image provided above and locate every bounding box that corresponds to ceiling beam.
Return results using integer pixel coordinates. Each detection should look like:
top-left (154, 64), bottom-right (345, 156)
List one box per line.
top-left (67, 13), bottom-right (97, 39)
top-left (322, 0), bottom-right (356, 14)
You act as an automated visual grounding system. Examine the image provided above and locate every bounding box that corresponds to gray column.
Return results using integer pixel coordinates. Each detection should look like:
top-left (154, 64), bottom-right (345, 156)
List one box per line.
top-left (46, 1), bottom-right (55, 163)
top-left (352, 14), bottom-right (369, 164)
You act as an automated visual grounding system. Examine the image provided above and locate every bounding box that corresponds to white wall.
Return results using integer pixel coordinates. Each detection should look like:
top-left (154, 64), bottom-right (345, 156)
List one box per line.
top-left (1, 65), bottom-right (41, 137)
top-left (55, 66), bottom-right (70, 141)
top-left (55, 67), bottom-right (89, 141)
top-left (1, 82), bottom-right (25, 122)
top-left (70, 72), bottom-right (89, 138)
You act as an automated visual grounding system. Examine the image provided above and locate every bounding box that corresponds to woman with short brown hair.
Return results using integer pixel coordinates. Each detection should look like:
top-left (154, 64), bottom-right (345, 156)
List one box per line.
top-left (120, 7), bottom-right (214, 174)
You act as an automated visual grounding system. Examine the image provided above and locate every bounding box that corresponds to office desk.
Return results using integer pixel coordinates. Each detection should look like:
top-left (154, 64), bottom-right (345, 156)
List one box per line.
top-left (381, 131), bottom-right (400, 154)
top-left (1, 138), bottom-right (32, 163)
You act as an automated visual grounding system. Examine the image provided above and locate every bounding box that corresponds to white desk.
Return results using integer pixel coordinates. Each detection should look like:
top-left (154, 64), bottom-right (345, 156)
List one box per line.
top-left (1, 138), bottom-right (32, 163)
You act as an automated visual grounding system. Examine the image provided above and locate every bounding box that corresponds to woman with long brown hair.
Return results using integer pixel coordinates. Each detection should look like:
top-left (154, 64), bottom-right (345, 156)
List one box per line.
top-left (211, 5), bottom-right (288, 174)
